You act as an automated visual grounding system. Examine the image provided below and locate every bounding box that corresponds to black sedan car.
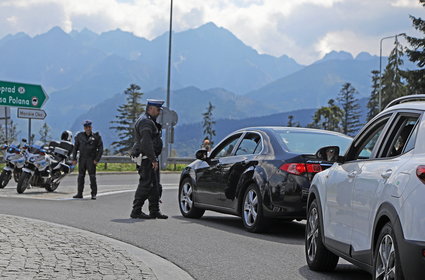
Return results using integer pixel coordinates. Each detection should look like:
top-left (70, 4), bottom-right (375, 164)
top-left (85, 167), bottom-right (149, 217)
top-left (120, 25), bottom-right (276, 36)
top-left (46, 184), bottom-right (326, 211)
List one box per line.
top-left (178, 127), bottom-right (352, 232)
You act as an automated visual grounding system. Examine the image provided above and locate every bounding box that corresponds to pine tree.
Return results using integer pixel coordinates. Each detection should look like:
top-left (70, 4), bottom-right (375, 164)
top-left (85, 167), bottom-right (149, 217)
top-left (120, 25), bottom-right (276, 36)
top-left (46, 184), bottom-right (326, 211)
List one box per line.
top-left (110, 84), bottom-right (145, 154)
top-left (0, 120), bottom-right (19, 144)
top-left (287, 115), bottom-right (294, 127)
top-left (337, 83), bottom-right (362, 136)
top-left (405, 0), bottom-right (425, 94)
top-left (39, 122), bottom-right (52, 144)
top-left (381, 37), bottom-right (407, 108)
top-left (367, 70), bottom-right (380, 121)
top-left (202, 102), bottom-right (216, 146)
top-left (287, 115), bottom-right (301, 127)
top-left (308, 99), bottom-right (343, 132)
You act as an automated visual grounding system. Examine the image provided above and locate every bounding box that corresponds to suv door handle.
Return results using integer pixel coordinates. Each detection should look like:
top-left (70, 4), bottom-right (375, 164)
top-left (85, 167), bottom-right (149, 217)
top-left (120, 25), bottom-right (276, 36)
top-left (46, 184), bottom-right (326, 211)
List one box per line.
top-left (348, 171), bottom-right (358, 178)
top-left (381, 169), bottom-right (393, 179)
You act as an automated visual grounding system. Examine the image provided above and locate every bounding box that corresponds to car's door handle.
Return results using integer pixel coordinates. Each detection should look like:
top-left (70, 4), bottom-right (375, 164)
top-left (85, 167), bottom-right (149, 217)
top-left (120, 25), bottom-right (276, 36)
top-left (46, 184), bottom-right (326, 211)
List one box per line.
top-left (348, 171), bottom-right (358, 178)
top-left (381, 169), bottom-right (393, 179)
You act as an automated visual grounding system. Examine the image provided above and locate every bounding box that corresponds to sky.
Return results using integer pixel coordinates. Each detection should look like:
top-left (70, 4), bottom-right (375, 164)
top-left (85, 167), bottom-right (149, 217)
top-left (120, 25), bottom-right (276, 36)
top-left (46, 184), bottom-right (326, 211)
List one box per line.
top-left (0, 0), bottom-right (423, 64)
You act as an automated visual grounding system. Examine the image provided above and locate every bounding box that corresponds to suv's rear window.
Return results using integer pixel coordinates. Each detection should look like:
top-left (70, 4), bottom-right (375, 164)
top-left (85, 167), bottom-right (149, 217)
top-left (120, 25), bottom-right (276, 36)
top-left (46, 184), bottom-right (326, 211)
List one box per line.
top-left (272, 129), bottom-right (352, 154)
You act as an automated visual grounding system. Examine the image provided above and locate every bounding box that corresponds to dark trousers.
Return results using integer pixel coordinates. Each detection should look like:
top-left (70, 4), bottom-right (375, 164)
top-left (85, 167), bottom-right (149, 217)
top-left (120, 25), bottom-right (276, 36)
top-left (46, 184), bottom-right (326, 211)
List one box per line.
top-left (77, 157), bottom-right (97, 196)
top-left (132, 159), bottom-right (160, 215)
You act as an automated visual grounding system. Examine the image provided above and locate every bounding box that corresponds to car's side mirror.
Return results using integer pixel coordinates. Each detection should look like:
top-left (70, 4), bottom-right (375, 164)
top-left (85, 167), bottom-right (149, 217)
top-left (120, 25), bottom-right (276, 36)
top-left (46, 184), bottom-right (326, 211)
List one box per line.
top-left (195, 149), bottom-right (208, 161)
top-left (316, 146), bottom-right (340, 162)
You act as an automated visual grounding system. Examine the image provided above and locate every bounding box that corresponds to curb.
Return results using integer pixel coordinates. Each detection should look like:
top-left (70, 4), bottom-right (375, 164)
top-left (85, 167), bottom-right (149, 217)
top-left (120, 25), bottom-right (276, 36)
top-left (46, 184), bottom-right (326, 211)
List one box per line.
top-left (2, 214), bottom-right (194, 280)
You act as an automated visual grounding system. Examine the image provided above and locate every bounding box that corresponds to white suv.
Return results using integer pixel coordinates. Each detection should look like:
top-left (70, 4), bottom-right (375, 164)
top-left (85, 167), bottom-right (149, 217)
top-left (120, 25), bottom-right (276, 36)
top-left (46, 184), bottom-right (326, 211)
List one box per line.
top-left (305, 95), bottom-right (425, 280)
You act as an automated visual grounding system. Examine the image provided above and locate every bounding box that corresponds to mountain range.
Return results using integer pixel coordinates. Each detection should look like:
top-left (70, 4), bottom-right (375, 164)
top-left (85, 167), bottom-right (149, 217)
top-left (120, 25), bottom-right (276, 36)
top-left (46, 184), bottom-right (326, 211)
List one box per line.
top-left (0, 22), bottom-right (402, 154)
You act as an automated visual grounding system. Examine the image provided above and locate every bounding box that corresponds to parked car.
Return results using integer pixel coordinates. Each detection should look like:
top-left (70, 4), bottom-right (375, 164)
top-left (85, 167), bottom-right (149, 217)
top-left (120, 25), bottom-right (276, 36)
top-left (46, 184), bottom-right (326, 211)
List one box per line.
top-left (305, 95), bottom-right (425, 280)
top-left (178, 126), bottom-right (351, 232)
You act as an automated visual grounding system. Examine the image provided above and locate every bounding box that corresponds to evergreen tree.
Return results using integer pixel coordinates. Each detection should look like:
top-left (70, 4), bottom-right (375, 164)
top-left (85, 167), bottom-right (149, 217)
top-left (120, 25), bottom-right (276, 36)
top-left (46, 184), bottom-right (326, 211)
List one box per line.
top-left (405, 0), bottom-right (425, 94)
top-left (39, 122), bottom-right (52, 144)
top-left (381, 37), bottom-right (407, 108)
top-left (202, 102), bottom-right (216, 146)
top-left (287, 115), bottom-right (301, 127)
top-left (337, 83), bottom-right (362, 136)
top-left (308, 99), bottom-right (343, 132)
top-left (0, 120), bottom-right (19, 144)
top-left (367, 70), bottom-right (380, 121)
top-left (110, 84), bottom-right (145, 154)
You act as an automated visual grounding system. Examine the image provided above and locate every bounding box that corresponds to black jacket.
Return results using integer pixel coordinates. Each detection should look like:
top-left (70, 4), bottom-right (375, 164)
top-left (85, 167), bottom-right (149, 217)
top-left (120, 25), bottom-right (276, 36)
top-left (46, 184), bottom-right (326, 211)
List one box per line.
top-left (132, 113), bottom-right (163, 162)
top-left (72, 131), bottom-right (103, 162)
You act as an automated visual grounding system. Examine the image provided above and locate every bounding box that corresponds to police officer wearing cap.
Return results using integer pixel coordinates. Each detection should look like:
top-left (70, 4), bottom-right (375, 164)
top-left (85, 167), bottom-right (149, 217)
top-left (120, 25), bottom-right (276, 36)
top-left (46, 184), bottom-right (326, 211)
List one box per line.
top-left (130, 99), bottom-right (168, 219)
top-left (72, 120), bottom-right (103, 200)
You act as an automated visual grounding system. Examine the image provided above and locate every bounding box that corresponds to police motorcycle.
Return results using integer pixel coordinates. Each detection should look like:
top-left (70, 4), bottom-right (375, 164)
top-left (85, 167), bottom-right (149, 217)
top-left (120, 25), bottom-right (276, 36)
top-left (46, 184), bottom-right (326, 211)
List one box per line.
top-left (45, 131), bottom-right (75, 191)
top-left (17, 132), bottom-right (74, 194)
top-left (0, 139), bottom-right (28, 188)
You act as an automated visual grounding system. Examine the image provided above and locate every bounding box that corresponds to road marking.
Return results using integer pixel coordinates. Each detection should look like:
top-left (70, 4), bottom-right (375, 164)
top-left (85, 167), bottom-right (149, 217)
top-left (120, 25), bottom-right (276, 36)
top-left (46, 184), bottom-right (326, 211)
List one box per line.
top-left (58, 186), bottom-right (179, 200)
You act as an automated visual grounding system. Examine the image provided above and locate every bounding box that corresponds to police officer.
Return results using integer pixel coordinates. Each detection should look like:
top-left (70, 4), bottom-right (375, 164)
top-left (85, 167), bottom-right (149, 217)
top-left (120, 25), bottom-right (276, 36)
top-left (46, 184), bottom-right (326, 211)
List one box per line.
top-left (72, 120), bottom-right (103, 200)
top-left (130, 99), bottom-right (168, 219)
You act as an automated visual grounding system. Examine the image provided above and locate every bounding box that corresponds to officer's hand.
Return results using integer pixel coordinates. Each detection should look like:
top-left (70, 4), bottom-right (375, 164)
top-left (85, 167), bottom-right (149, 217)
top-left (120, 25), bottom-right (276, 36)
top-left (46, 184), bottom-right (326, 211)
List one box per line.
top-left (93, 160), bottom-right (98, 165)
top-left (152, 161), bottom-right (159, 170)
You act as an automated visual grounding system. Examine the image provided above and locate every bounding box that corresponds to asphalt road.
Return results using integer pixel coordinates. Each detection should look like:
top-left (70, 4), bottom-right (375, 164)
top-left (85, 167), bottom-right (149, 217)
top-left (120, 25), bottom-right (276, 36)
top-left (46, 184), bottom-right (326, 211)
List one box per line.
top-left (0, 173), bottom-right (371, 280)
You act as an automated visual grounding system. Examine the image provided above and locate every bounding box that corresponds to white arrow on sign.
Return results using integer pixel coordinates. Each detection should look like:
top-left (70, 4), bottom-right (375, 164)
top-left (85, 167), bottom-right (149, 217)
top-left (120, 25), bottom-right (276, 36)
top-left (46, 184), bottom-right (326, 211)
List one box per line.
top-left (17, 108), bottom-right (47, 120)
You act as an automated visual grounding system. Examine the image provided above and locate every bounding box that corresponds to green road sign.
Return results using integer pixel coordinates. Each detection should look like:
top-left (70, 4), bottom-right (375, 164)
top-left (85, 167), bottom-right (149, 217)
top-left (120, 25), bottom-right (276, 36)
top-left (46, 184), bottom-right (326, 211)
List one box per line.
top-left (0, 80), bottom-right (48, 109)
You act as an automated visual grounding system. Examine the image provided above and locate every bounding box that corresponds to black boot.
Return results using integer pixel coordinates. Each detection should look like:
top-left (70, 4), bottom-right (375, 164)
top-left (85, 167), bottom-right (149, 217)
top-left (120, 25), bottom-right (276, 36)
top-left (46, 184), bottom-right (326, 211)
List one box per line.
top-left (150, 212), bottom-right (168, 219)
top-left (130, 211), bottom-right (152, 219)
top-left (73, 193), bottom-right (83, 199)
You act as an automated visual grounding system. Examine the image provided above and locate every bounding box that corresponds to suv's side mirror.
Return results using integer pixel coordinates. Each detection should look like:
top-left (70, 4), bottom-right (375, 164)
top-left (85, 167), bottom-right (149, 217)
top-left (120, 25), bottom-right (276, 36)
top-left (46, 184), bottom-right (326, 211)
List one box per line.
top-left (195, 149), bottom-right (208, 161)
top-left (316, 146), bottom-right (340, 162)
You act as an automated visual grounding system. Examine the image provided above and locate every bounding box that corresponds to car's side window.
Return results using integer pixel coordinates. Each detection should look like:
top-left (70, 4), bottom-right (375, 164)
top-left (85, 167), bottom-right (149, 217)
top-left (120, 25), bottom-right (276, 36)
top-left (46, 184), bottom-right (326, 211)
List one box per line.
top-left (211, 134), bottom-right (242, 158)
top-left (403, 122), bottom-right (419, 154)
top-left (347, 115), bottom-right (391, 161)
top-left (357, 125), bottom-right (386, 159)
top-left (380, 114), bottom-right (420, 158)
top-left (235, 133), bottom-right (262, 156)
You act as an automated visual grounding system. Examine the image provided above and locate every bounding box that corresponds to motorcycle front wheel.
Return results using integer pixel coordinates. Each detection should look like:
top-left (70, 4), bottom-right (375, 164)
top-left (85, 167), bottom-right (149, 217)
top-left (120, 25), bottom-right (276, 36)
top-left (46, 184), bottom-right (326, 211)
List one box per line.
top-left (17, 172), bottom-right (31, 194)
top-left (0, 170), bottom-right (12, 189)
top-left (45, 182), bottom-right (59, 192)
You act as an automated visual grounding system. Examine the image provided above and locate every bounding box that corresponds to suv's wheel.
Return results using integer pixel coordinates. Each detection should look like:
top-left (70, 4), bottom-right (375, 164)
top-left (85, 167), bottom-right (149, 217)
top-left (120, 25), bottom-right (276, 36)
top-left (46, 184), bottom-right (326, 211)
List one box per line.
top-left (241, 183), bottom-right (268, 233)
top-left (179, 178), bottom-right (205, 218)
top-left (374, 223), bottom-right (404, 280)
top-left (305, 199), bottom-right (339, 271)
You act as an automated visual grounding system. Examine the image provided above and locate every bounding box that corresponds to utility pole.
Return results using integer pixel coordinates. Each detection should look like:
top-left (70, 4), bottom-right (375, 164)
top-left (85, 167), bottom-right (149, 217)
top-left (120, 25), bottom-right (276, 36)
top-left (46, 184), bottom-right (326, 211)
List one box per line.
top-left (161, 0), bottom-right (174, 169)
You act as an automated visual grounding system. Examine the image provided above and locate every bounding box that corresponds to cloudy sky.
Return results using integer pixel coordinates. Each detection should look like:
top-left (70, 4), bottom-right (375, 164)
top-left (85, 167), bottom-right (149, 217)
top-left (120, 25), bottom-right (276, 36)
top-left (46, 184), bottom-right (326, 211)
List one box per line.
top-left (0, 0), bottom-right (423, 64)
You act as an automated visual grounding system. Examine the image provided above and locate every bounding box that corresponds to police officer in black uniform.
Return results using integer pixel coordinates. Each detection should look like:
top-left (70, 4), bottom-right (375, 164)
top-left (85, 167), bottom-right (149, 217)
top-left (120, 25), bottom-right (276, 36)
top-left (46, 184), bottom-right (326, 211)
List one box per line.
top-left (72, 120), bottom-right (103, 200)
top-left (130, 99), bottom-right (168, 219)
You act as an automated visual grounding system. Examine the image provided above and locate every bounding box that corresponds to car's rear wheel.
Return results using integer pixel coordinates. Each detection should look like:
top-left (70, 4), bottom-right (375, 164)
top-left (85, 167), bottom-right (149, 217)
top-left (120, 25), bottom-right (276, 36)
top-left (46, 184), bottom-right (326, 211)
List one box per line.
top-left (305, 199), bottom-right (339, 271)
top-left (374, 223), bottom-right (404, 280)
top-left (179, 178), bottom-right (205, 218)
top-left (241, 183), bottom-right (268, 233)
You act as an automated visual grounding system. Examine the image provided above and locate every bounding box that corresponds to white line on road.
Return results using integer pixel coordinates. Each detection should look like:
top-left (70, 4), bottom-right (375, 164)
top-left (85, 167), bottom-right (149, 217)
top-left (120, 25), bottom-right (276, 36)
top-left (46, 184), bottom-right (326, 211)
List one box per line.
top-left (58, 186), bottom-right (179, 201)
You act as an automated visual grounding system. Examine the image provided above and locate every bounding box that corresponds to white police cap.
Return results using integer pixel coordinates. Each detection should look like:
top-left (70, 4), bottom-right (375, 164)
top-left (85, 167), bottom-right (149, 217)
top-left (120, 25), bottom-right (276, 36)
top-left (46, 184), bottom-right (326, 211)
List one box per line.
top-left (147, 99), bottom-right (165, 108)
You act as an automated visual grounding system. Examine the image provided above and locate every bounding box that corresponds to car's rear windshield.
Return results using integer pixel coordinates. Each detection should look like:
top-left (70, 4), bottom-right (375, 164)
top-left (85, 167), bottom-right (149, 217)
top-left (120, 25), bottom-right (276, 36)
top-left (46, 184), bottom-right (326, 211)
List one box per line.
top-left (271, 129), bottom-right (352, 155)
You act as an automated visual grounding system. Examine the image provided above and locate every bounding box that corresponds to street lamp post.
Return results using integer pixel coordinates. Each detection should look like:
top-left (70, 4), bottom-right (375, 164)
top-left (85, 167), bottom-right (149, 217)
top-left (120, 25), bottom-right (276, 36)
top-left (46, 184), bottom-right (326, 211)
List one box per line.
top-left (161, 0), bottom-right (173, 169)
top-left (379, 33), bottom-right (406, 111)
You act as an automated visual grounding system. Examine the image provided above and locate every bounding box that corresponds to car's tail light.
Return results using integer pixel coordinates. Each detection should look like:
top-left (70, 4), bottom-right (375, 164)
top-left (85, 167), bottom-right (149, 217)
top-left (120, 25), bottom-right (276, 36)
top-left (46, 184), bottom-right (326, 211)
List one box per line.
top-left (280, 163), bottom-right (322, 175)
top-left (416, 166), bottom-right (425, 184)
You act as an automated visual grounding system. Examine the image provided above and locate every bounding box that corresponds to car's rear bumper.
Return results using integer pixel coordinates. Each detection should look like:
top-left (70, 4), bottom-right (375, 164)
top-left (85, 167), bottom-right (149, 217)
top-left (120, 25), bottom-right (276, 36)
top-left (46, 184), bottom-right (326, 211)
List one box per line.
top-left (398, 238), bottom-right (425, 280)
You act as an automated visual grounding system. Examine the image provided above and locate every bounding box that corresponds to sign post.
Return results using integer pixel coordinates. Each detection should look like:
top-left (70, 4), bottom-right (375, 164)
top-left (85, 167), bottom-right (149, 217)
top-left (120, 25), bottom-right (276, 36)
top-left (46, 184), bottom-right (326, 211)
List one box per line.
top-left (0, 80), bottom-right (49, 145)
top-left (0, 81), bottom-right (48, 109)
top-left (17, 108), bottom-right (47, 144)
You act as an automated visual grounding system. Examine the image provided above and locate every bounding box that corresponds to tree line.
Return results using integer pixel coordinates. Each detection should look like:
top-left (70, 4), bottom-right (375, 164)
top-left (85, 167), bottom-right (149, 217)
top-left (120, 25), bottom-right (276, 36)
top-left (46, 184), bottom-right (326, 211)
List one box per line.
top-left (288, 0), bottom-right (425, 136)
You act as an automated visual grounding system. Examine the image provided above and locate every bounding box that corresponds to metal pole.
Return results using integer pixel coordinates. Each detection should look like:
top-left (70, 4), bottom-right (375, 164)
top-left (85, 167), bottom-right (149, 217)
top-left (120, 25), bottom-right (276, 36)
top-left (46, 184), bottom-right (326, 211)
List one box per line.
top-left (162, 0), bottom-right (173, 169)
top-left (4, 107), bottom-right (8, 144)
top-left (379, 33), bottom-right (406, 111)
top-left (28, 118), bottom-right (31, 145)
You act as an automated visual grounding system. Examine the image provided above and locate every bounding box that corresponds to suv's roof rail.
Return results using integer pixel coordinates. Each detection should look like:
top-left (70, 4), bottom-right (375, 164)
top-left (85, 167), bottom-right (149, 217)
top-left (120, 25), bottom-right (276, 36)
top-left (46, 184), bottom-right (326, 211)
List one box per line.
top-left (385, 94), bottom-right (425, 109)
